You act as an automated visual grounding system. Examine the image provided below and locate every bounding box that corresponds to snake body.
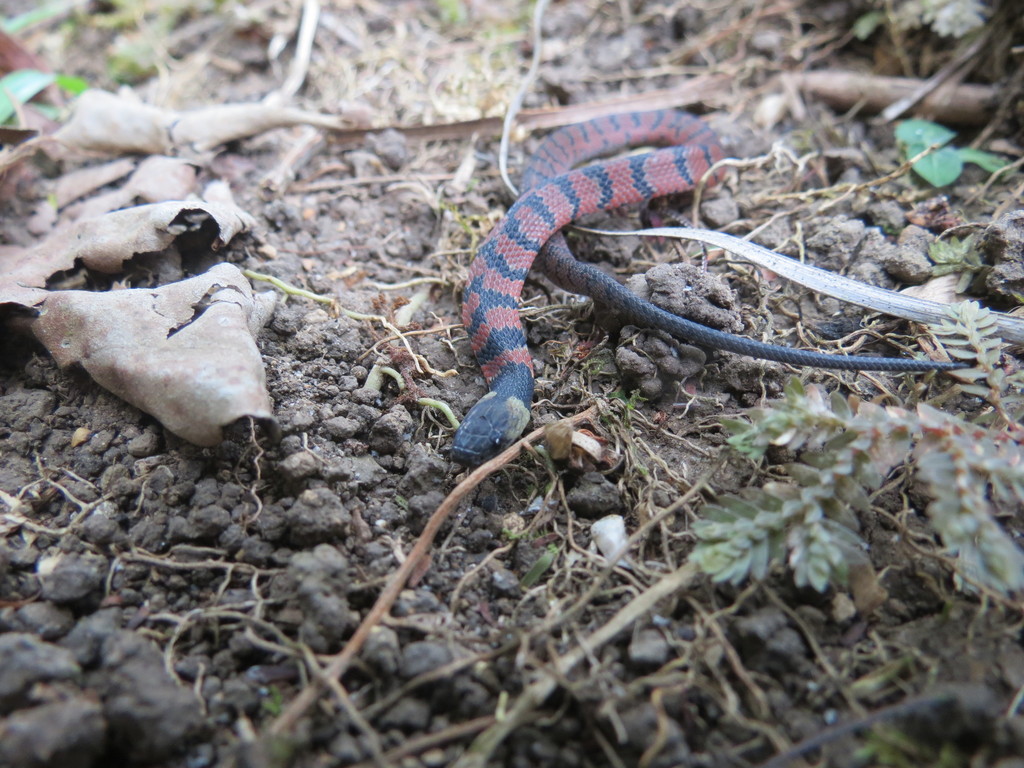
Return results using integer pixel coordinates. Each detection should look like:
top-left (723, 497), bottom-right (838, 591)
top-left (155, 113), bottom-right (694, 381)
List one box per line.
top-left (450, 110), bottom-right (962, 466)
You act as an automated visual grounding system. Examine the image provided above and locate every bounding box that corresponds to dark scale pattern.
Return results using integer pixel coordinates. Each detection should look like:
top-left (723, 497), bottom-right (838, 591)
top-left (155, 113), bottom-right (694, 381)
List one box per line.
top-left (450, 110), bottom-right (964, 465)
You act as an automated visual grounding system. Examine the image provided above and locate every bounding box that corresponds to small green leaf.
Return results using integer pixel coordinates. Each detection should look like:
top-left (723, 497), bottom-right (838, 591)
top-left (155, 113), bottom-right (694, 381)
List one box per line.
top-left (895, 119), bottom-right (956, 149)
top-left (852, 10), bottom-right (885, 40)
top-left (912, 146), bottom-right (963, 187)
top-left (0, 69), bottom-right (56, 124)
top-left (955, 147), bottom-right (1010, 174)
top-left (520, 544), bottom-right (558, 588)
top-left (54, 74), bottom-right (89, 96)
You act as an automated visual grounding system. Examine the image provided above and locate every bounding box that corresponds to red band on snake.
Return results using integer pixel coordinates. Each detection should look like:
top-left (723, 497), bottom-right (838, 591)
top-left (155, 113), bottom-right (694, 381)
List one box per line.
top-left (450, 110), bottom-right (962, 466)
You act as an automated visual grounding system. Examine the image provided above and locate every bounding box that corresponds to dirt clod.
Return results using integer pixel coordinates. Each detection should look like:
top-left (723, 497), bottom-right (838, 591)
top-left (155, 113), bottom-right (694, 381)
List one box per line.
top-left (38, 552), bottom-right (108, 606)
top-left (0, 697), bottom-right (106, 768)
top-left (4, 601), bottom-right (75, 641)
top-left (982, 210), bottom-right (1024, 301)
top-left (400, 640), bottom-right (453, 679)
top-left (94, 631), bottom-right (205, 763)
top-left (627, 628), bottom-right (670, 669)
top-left (566, 471), bottom-right (623, 518)
top-left (288, 544), bottom-right (353, 653)
top-left (284, 489), bottom-right (351, 547)
top-left (367, 404), bottom-right (415, 455)
top-left (615, 329), bottom-right (706, 400)
top-left (0, 633), bottom-right (82, 714)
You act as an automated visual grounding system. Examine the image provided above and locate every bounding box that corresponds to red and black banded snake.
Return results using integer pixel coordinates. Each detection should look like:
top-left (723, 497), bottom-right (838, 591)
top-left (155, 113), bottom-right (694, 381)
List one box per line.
top-left (449, 110), bottom-right (963, 466)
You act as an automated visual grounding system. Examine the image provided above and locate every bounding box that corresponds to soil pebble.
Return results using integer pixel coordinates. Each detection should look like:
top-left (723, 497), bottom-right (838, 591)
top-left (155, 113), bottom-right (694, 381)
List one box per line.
top-left (3, 601), bottom-right (75, 640)
top-left (400, 640), bottom-right (453, 679)
top-left (38, 552), bottom-right (107, 606)
top-left (982, 210), bottom-right (1024, 300)
top-left (566, 472), bottom-right (623, 518)
top-left (288, 543), bottom-right (354, 652)
top-left (0, 697), bottom-right (106, 768)
top-left (0, 633), bottom-right (81, 714)
top-left (93, 630), bottom-right (205, 763)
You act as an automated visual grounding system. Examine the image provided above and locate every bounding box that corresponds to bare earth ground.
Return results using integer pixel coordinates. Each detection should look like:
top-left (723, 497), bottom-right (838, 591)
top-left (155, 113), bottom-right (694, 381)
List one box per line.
top-left (1, 1), bottom-right (1023, 767)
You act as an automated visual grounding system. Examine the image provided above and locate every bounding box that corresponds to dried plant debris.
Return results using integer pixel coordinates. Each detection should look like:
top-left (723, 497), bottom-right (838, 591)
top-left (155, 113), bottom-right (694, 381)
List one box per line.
top-left (31, 263), bottom-right (277, 446)
top-left (53, 89), bottom-right (370, 156)
top-left (0, 200), bottom-right (255, 307)
top-left (58, 156), bottom-right (200, 220)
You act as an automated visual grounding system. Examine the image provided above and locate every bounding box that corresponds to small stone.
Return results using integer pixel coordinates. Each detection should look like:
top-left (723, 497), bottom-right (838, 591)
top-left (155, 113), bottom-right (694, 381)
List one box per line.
top-left (59, 608), bottom-right (123, 667)
top-left (324, 415), bottom-right (361, 440)
top-left (490, 567), bottom-right (520, 597)
top-left (0, 633), bottom-right (81, 714)
top-left (282, 408), bottom-right (317, 433)
top-left (407, 490), bottom-right (445, 522)
top-left (734, 607), bottom-right (809, 673)
top-left (363, 626), bottom-right (401, 675)
top-left (12, 601), bottom-right (75, 641)
top-left (400, 641), bottom-right (453, 679)
top-left (289, 544), bottom-right (353, 653)
top-left (831, 593), bottom-right (857, 624)
top-left (285, 489), bottom-right (350, 547)
top-left (565, 472), bottom-right (623, 518)
top-left (806, 217), bottom-right (867, 272)
top-left (397, 445), bottom-right (448, 497)
top-left (366, 128), bottom-right (408, 170)
top-left (0, 696), bottom-right (105, 768)
top-left (865, 199), bottom-right (907, 234)
top-left (378, 697), bottom-right (431, 731)
top-left (127, 430), bottom-right (161, 458)
top-left (37, 552), bottom-right (107, 606)
top-left (879, 224), bottom-right (935, 284)
top-left (628, 628), bottom-right (670, 669)
top-left (279, 451), bottom-right (320, 481)
top-left (700, 194), bottom-right (740, 229)
top-left (187, 505), bottom-right (232, 541)
top-left (982, 211), bottom-right (1024, 301)
top-left (95, 631), bottom-right (205, 763)
top-left (367, 405), bottom-right (415, 455)
top-left (80, 512), bottom-right (121, 546)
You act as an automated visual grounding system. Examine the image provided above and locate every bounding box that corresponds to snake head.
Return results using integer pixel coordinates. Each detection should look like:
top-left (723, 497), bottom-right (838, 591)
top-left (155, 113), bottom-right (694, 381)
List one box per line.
top-left (450, 391), bottom-right (531, 466)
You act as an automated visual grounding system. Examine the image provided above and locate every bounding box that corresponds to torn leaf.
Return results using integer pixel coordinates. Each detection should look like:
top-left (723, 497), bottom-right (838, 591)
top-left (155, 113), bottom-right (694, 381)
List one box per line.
top-left (31, 263), bottom-right (278, 446)
top-left (0, 200), bottom-right (255, 308)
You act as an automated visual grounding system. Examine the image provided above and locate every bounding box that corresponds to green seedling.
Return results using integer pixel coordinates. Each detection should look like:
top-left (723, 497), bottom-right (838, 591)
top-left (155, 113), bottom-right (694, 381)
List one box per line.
top-left (896, 119), bottom-right (1008, 187)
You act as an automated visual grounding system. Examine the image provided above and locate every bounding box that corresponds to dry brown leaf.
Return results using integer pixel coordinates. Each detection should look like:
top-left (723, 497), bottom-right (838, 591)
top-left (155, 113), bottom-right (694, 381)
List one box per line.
top-left (0, 200), bottom-right (255, 308)
top-left (54, 90), bottom-right (369, 156)
top-left (900, 273), bottom-right (966, 304)
top-left (62, 156), bottom-right (200, 220)
top-left (848, 561), bottom-right (889, 617)
top-left (31, 263), bottom-right (277, 446)
top-left (53, 158), bottom-right (137, 208)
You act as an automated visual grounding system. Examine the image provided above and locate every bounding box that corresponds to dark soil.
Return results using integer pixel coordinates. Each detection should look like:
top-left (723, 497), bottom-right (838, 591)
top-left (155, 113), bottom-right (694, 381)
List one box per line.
top-left (2, 1), bottom-right (1023, 767)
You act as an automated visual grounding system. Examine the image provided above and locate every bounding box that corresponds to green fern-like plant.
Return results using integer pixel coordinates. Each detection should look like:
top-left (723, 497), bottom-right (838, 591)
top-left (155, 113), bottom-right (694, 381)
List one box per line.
top-left (933, 301), bottom-right (1024, 428)
top-left (692, 304), bottom-right (1024, 595)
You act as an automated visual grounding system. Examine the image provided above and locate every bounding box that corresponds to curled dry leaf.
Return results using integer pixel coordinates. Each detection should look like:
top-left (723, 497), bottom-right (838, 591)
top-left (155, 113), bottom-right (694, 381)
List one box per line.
top-left (544, 419), bottom-right (615, 467)
top-left (54, 89), bottom-right (370, 155)
top-left (53, 157), bottom-right (137, 209)
top-left (31, 263), bottom-right (278, 446)
top-left (61, 156), bottom-right (200, 221)
top-left (900, 273), bottom-right (966, 304)
top-left (0, 200), bottom-right (255, 307)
